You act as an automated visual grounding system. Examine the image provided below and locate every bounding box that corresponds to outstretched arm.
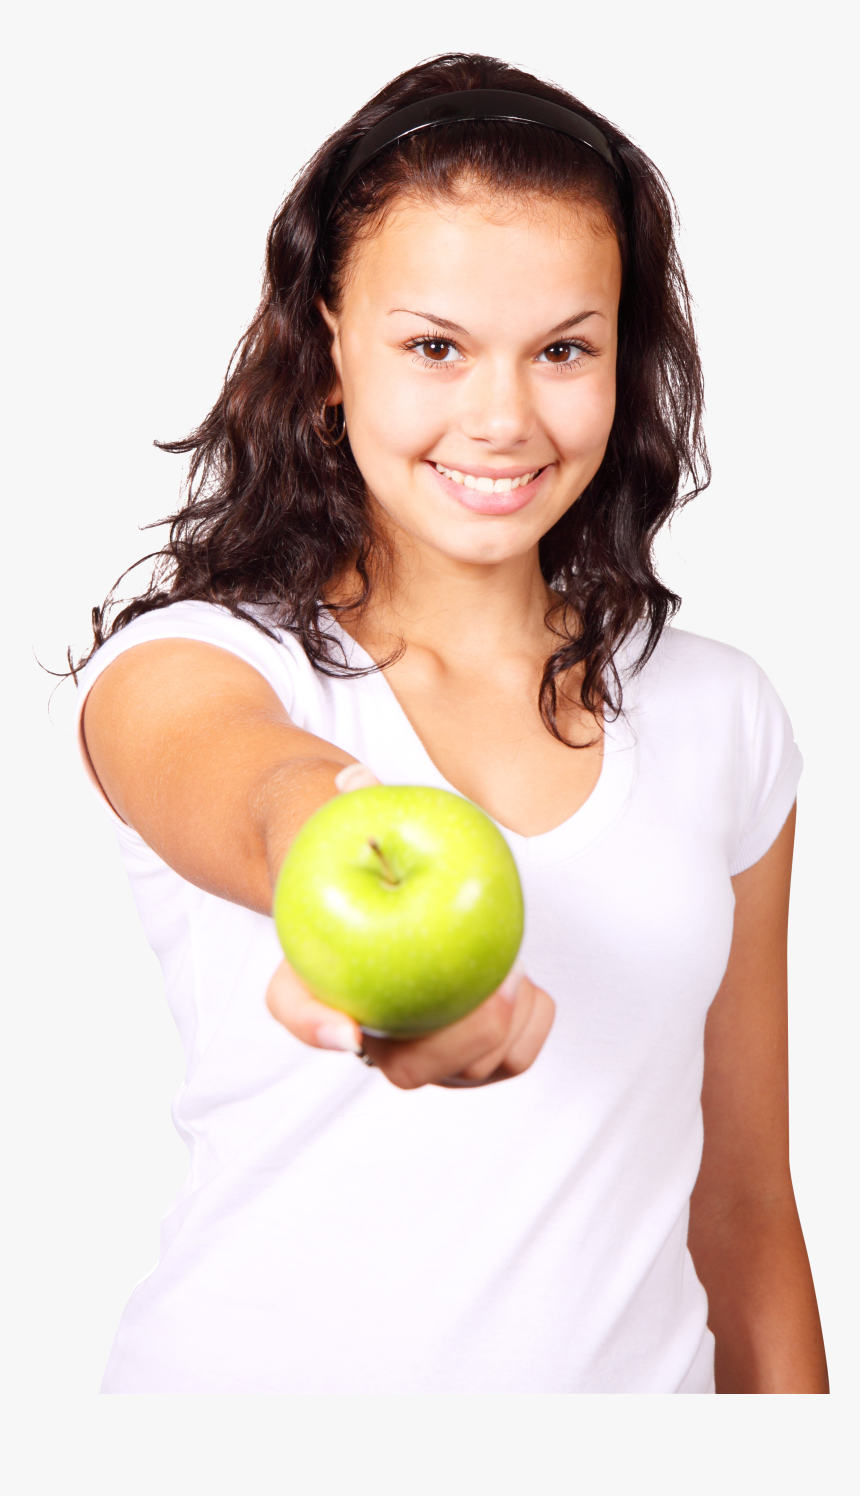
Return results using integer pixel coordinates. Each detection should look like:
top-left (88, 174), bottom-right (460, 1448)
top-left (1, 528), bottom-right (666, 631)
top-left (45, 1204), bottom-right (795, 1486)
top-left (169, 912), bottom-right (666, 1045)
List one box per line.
top-left (82, 637), bottom-right (553, 1088)
top-left (688, 804), bottom-right (828, 1393)
top-left (82, 637), bottom-right (357, 913)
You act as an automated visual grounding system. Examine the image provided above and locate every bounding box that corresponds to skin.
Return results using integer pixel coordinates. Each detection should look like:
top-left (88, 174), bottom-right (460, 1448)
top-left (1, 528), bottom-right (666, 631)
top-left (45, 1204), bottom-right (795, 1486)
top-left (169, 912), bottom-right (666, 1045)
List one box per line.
top-left (317, 193), bottom-right (617, 833)
top-left (689, 805), bottom-right (828, 1392)
top-left (82, 190), bottom-right (827, 1389)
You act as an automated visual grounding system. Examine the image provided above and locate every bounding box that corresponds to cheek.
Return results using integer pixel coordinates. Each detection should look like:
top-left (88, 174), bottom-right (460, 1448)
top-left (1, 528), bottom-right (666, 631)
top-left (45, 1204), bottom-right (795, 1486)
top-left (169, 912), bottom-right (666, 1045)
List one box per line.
top-left (343, 353), bottom-right (446, 466)
top-left (548, 368), bottom-right (616, 460)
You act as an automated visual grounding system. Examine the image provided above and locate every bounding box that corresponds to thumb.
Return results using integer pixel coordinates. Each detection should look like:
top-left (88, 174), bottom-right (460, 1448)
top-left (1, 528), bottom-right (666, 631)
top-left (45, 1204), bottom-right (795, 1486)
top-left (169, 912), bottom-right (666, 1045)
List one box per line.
top-left (266, 958), bottom-right (363, 1054)
top-left (334, 763), bottom-right (381, 793)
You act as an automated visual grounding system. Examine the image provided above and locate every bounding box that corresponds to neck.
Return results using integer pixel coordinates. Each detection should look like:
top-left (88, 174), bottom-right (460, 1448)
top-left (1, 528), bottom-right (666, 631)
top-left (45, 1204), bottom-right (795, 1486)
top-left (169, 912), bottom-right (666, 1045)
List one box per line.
top-left (332, 522), bottom-right (557, 665)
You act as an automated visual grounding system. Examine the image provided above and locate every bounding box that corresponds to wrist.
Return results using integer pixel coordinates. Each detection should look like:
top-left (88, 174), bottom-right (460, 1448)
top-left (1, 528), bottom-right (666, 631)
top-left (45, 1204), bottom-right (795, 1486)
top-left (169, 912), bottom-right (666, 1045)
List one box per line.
top-left (257, 754), bottom-right (354, 895)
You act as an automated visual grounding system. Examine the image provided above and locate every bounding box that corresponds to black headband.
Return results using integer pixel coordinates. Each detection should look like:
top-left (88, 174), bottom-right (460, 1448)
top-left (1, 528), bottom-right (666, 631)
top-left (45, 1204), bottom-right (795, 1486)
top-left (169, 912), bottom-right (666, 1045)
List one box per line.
top-left (327, 89), bottom-right (624, 215)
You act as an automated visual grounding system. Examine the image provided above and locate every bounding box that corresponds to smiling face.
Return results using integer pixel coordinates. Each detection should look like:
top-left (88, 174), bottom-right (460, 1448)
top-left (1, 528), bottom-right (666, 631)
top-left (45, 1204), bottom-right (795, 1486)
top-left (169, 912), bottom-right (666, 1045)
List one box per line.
top-left (320, 190), bottom-right (623, 570)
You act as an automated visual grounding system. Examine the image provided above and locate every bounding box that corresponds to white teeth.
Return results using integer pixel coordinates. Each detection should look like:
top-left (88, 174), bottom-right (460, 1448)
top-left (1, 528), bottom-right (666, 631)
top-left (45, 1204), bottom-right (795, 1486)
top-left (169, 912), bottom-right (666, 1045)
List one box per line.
top-left (434, 464), bottom-right (541, 494)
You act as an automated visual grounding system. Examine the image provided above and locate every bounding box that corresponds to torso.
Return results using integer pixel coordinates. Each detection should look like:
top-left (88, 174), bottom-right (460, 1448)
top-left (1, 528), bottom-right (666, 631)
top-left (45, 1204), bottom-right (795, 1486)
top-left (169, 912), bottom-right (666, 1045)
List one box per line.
top-left (74, 602), bottom-right (801, 1393)
top-left (341, 613), bottom-right (604, 838)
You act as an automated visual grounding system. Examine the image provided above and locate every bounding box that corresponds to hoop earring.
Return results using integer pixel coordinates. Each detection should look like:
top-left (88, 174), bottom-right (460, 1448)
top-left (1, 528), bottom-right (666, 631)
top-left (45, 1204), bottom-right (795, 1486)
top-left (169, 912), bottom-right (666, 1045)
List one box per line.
top-left (316, 401), bottom-right (347, 447)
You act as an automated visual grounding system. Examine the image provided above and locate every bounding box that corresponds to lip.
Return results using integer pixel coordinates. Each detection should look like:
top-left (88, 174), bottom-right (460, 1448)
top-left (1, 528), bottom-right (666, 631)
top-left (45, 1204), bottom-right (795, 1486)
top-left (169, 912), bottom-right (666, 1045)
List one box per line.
top-left (430, 460), bottom-right (547, 480)
top-left (426, 460), bottom-right (551, 515)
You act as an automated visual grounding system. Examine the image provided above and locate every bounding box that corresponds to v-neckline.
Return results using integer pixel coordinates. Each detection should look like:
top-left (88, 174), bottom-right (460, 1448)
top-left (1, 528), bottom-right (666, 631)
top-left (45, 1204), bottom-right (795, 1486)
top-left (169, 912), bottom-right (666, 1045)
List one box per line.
top-left (321, 612), bottom-right (639, 867)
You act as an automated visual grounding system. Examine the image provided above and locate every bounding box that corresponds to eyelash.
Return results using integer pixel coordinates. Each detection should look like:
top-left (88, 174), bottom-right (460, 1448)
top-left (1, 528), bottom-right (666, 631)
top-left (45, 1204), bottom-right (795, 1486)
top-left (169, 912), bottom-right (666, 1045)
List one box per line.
top-left (402, 330), bottom-right (597, 372)
top-left (402, 332), bottom-right (463, 370)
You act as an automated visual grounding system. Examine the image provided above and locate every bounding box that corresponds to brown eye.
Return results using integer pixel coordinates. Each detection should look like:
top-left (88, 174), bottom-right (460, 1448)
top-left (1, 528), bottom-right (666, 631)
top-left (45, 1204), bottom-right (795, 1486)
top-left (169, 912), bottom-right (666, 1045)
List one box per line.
top-left (543, 343), bottom-right (573, 364)
top-left (420, 339), bottom-right (454, 361)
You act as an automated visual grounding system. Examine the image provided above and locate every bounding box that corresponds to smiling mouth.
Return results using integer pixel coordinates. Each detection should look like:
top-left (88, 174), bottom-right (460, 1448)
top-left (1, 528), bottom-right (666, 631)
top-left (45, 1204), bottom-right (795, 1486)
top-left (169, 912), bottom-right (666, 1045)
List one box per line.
top-left (433, 463), bottom-right (545, 494)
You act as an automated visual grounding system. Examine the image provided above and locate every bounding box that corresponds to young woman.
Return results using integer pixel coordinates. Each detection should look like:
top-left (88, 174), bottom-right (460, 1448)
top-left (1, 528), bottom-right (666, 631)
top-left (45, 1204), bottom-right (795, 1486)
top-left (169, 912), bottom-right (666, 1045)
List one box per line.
top-left (75, 53), bottom-right (828, 1394)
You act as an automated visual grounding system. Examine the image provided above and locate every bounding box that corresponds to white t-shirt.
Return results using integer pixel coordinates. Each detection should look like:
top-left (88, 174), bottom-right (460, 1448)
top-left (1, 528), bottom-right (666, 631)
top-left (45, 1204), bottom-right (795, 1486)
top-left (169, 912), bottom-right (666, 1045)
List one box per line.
top-left (76, 601), bottom-right (802, 1394)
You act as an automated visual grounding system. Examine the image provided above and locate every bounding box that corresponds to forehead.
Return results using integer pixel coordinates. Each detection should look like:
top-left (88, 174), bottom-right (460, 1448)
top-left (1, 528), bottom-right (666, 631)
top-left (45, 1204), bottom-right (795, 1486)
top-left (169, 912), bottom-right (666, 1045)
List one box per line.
top-left (338, 192), bottom-right (622, 324)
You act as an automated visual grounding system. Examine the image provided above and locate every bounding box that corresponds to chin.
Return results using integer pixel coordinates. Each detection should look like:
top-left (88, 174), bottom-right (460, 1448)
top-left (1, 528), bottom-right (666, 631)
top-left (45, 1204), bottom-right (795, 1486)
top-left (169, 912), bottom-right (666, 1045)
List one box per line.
top-left (434, 527), bottom-right (538, 567)
top-left (373, 492), bottom-right (547, 566)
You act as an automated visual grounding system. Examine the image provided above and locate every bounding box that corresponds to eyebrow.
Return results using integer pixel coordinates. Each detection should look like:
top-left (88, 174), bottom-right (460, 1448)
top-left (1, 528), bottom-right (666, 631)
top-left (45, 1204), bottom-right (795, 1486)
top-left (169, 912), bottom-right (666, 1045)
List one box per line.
top-left (388, 308), bottom-right (605, 338)
top-left (388, 309), bottom-right (469, 334)
top-left (546, 310), bottom-right (605, 336)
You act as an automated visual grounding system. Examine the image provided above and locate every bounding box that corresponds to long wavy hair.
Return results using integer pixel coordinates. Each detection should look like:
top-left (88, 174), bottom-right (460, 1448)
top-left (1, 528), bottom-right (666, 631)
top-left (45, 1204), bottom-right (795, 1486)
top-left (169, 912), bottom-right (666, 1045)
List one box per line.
top-left (75, 52), bottom-right (709, 739)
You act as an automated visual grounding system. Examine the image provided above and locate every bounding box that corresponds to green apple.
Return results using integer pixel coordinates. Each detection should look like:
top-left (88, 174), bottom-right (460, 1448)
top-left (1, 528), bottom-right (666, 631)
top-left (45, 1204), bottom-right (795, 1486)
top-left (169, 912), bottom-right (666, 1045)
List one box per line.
top-left (273, 785), bottom-right (524, 1037)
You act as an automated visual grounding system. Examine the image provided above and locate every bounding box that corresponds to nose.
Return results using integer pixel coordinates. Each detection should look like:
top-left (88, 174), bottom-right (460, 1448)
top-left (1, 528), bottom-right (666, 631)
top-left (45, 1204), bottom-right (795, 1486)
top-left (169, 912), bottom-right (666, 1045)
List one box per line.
top-left (458, 355), bottom-right (536, 451)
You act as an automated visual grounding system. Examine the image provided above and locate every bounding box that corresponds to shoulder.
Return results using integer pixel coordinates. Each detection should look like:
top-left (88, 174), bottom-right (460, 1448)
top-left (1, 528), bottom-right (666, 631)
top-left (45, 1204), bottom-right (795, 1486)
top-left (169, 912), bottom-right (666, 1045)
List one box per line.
top-left (644, 625), bottom-right (763, 694)
top-left (75, 600), bottom-right (317, 718)
top-left (632, 627), bottom-right (801, 873)
top-left (635, 626), bottom-right (783, 730)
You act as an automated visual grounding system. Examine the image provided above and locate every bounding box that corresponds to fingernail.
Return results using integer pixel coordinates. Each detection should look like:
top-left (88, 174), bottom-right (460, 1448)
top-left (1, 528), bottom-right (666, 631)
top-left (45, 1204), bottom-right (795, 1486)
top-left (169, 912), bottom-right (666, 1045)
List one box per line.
top-left (335, 763), bottom-right (378, 793)
top-left (316, 1020), bottom-right (362, 1054)
top-left (498, 960), bottom-right (526, 1002)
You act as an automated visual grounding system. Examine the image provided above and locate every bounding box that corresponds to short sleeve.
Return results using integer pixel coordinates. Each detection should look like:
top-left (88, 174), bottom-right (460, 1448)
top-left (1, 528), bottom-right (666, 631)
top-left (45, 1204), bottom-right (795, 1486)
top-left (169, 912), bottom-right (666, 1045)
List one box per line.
top-left (74, 601), bottom-right (306, 827)
top-left (731, 662), bottom-right (803, 875)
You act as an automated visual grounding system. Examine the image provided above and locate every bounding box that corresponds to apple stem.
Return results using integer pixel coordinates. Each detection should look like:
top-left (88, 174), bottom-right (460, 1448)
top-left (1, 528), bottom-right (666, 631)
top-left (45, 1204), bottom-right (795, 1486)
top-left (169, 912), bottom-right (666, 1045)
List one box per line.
top-left (368, 838), bottom-right (399, 885)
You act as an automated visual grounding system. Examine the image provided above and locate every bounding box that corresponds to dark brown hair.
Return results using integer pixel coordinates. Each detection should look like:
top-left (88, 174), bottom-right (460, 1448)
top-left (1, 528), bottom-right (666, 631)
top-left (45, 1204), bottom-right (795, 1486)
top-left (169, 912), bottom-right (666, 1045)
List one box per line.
top-left (76, 52), bottom-right (709, 737)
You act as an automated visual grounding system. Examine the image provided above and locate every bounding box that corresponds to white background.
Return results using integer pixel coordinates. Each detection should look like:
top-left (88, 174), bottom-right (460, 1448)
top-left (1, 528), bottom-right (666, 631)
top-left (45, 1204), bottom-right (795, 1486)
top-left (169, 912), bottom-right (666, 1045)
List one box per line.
top-left (3, 0), bottom-right (856, 1488)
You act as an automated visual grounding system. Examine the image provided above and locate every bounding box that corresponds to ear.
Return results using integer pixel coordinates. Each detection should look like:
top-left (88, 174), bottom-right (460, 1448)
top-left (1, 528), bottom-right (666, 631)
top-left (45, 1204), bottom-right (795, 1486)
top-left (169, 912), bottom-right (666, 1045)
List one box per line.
top-left (315, 297), bottom-right (344, 404)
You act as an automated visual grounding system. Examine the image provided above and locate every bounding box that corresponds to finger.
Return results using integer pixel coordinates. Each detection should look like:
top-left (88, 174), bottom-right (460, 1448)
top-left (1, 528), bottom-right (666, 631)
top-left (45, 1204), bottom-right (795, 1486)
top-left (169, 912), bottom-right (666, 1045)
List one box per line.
top-left (443, 980), bottom-right (554, 1085)
top-left (266, 959), bottom-right (363, 1054)
top-left (494, 985), bottom-right (556, 1078)
top-left (334, 762), bottom-right (380, 793)
top-left (368, 988), bottom-right (516, 1090)
top-left (456, 976), bottom-right (538, 1082)
top-left (367, 966), bottom-right (529, 1088)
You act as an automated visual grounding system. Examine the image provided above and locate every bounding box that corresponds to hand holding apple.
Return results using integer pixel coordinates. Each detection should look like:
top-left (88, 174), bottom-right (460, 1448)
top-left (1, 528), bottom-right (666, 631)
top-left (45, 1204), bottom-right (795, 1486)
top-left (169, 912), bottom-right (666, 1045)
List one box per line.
top-left (266, 953), bottom-right (555, 1089)
top-left (265, 764), bottom-right (555, 1088)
